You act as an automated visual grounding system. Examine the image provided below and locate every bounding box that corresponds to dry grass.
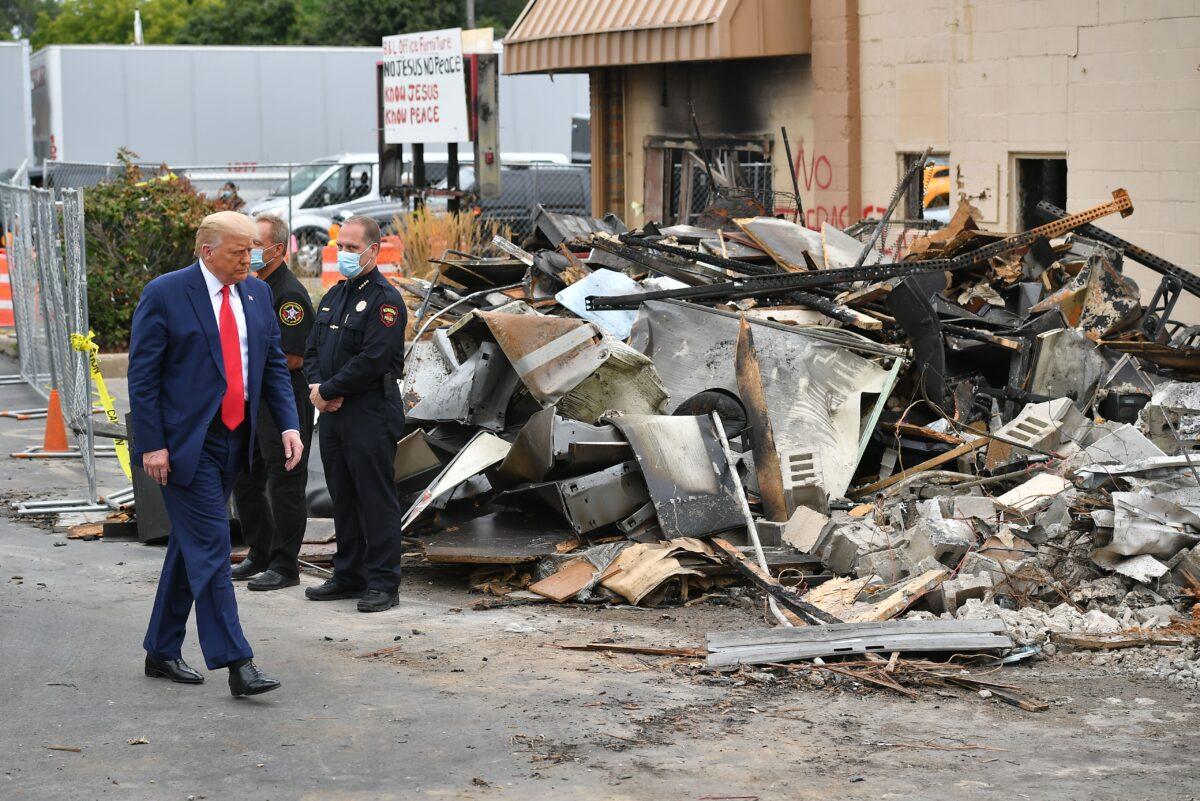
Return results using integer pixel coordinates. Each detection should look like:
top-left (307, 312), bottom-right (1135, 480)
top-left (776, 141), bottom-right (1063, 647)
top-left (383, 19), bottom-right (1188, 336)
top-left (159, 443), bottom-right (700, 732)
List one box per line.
top-left (390, 207), bottom-right (512, 281)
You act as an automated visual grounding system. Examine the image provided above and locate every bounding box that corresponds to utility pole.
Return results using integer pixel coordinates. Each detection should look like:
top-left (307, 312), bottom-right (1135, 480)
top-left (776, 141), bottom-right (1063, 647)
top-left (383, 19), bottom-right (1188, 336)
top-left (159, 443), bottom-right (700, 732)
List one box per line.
top-left (466, 0), bottom-right (475, 28)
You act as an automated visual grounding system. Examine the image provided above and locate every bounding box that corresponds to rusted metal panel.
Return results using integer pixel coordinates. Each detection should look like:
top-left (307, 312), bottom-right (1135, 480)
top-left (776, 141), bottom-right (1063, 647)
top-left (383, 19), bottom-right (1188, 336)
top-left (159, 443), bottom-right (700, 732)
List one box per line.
top-left (478, 312), bottom-right (609, 405)
top-left (735, 317), bottom-right (789, 522)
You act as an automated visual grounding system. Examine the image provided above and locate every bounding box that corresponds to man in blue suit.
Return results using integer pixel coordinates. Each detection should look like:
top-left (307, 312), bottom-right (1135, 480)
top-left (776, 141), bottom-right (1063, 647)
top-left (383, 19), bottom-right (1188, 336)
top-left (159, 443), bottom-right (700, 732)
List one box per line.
top-left (128, 211), bottom-right (304, 697)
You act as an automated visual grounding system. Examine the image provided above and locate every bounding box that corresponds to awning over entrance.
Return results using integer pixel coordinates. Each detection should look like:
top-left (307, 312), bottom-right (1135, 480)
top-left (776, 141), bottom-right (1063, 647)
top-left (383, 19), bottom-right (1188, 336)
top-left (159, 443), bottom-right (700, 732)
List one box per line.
top-left (502, 0), bottom-right (810, 74)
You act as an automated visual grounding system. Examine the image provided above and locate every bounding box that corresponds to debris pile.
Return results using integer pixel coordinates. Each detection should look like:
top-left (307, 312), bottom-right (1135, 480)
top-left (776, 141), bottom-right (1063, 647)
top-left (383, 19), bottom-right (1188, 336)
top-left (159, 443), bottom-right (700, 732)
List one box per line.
top-left (391, 179), bottom-right (1200, 688)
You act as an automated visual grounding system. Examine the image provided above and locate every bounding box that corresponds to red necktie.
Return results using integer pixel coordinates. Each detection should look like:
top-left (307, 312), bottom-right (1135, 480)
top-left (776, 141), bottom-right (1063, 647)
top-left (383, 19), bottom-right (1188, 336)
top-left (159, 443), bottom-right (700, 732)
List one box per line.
top-left (218, 285), bottom-right (245, 430)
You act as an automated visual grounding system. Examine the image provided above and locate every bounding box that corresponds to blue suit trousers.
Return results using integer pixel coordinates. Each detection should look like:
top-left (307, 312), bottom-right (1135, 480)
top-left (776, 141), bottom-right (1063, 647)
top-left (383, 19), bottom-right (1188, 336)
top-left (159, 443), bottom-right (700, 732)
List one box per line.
top-left (143, 424), bottom-right (253, 670)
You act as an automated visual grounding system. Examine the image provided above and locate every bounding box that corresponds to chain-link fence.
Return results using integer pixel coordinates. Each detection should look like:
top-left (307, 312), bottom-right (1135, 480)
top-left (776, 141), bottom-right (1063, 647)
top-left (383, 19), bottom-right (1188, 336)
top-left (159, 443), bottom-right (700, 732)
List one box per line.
top-left (668, 161), bottom-right (774, 226)
top-left (57, 189), bottom-right (97, 496)
top-left (0, 180), bottom-right (53, 395)
top-left (475, 163), bottom-right (591, 238)
top-left (0, 179), bottom-right (104, 501)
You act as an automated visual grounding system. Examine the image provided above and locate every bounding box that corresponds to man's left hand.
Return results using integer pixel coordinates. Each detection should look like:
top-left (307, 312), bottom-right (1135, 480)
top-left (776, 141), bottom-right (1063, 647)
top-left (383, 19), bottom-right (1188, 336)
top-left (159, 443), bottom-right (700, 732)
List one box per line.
top-left (282, 430), bottom-right (304, 471)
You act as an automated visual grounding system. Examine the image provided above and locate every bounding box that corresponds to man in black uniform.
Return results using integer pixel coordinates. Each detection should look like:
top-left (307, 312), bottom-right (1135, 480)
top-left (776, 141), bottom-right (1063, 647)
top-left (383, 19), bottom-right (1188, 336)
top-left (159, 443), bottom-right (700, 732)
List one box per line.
top-left (230, 214), bottom-right (316, 591)
top-left (303, 215), bottom-right (407, 613)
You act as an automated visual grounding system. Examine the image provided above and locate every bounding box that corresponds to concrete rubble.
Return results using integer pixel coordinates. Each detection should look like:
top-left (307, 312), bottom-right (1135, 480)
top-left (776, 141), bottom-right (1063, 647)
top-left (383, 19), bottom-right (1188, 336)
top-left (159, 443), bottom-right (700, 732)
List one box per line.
top-left (381, 174), bottom-right (1198, 701)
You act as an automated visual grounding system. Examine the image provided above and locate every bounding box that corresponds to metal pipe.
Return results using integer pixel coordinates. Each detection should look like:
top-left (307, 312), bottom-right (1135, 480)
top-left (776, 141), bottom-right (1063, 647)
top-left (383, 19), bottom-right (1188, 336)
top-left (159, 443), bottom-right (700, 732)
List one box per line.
top-left (851, 146), bottom-right (931, 271)
top-left (710, 412), bottom-right (792, 627)
top-left (780, 125), bottom-right (803, 224)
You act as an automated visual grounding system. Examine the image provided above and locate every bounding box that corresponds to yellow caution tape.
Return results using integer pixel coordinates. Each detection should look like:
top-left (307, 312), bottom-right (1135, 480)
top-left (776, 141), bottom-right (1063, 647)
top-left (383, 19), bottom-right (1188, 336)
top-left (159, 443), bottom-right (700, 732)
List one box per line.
top-left (70, 331), bottom-right (132, 480)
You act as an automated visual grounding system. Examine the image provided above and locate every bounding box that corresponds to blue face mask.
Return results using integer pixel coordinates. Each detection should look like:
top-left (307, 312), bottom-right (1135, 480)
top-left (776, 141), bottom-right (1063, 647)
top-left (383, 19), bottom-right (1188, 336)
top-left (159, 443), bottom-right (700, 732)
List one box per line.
top-left (249, 248), bottom-right (264, 271)
top-left (337, 249), bottom-right (362, 279)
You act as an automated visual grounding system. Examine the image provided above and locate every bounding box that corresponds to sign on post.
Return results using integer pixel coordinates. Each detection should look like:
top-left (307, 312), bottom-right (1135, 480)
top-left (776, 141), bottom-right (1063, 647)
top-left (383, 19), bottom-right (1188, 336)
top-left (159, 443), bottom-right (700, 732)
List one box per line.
top-left (382, 28), bottom-right (469, 145)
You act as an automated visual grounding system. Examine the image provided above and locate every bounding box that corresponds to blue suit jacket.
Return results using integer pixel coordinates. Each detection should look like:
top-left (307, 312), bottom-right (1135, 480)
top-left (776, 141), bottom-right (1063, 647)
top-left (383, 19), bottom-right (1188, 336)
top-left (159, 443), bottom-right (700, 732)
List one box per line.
top-left (127, 262), bottom-right (301, 487)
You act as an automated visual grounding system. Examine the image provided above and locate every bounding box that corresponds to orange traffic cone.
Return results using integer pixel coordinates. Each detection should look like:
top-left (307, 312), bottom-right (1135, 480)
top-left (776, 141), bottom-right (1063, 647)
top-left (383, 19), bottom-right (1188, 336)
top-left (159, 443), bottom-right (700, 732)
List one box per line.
top-left (42, 389), bottom-right (71, 452)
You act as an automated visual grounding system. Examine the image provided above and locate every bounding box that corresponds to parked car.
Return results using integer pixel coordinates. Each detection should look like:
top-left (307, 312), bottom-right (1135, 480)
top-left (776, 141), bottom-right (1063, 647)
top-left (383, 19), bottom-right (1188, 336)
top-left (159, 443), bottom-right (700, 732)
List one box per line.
top-left (922, 162), bottom-right (952, 223)
top-left (336, 164), bottom-right (591, 242)
top-left (251, 153), bottom-right (574, 271)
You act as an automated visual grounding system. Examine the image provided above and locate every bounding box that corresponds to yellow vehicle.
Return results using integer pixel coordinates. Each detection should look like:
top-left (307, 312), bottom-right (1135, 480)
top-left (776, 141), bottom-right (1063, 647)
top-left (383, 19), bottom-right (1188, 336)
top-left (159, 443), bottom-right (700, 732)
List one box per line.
top-left (923, 163), bottom-right (950, 211)
top-left (919, 163), bottom-right (950, 222)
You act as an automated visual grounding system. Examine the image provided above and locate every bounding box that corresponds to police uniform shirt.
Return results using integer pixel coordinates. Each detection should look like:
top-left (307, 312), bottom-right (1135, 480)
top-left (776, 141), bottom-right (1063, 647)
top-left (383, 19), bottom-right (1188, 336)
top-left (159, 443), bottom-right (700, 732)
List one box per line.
top-left (261, 264), bottom-right (315, 364)
top-left (305, 268), bottom-right (406, 399)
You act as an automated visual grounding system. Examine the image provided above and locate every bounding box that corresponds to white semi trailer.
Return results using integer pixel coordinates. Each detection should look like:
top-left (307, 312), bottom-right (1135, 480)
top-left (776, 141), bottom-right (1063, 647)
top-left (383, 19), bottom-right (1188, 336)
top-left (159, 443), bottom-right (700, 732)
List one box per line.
top-left (29, 43), bottom-right (587, 168)
top-left (0, 40), bottom-right (34, 175)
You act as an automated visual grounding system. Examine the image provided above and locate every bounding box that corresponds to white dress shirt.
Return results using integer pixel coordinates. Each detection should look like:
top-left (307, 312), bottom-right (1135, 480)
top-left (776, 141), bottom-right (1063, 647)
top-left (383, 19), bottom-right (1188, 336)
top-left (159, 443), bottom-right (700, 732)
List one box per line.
top-left (198, 260), bottom-right (299, 438)
top-left (199, 259), bottom-right (250, 400)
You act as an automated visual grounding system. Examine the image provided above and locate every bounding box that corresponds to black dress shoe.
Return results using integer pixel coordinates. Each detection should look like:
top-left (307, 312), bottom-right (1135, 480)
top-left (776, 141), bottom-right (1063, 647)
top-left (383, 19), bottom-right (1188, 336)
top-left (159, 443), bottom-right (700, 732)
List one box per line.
top-left (145, 654), bottom-right (204, 684)
top-left (231, 561), bottom-right (265, 581)
top-left (247, 569), bottom-right (300, 591)
top-left (304, 579), bottom-right (364, 601)
top-left (228, 660), bottom-right (280, 697)
top-left (358, 589), bottom-right (399, 613)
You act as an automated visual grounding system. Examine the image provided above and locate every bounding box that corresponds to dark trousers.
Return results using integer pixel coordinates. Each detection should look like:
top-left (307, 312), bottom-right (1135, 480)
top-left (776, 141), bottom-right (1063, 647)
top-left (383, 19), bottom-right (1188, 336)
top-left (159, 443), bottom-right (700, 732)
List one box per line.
top-left (319, 392), bottom-right (403, 593)
top-left (232, 380), bottom-right (314, 579)
top-left (144, 422), bottom-right (252, 670)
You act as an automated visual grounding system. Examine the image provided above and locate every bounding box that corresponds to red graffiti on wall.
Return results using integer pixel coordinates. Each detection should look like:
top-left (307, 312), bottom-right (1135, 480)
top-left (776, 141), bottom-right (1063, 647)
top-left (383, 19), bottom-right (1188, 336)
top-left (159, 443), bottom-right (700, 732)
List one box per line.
top-left (795, 140), bottom-right (833, 191)
top-left (771, 140), bottom-right (891, 234)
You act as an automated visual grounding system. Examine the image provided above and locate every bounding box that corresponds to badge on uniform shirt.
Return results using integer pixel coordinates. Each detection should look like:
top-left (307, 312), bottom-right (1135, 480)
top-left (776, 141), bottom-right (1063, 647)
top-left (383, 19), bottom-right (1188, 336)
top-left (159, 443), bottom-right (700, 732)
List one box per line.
top-left (355, 300), bottom-right (367, 312)
top-left (380, 304), bottom-right (399, 327)
top-left (279, 301), bottom-right (305, 326)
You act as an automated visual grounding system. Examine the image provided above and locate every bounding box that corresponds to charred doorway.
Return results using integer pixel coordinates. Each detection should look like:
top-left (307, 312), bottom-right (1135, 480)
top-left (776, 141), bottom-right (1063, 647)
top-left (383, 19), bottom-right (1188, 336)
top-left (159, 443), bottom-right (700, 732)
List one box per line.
top-left (1014, 156), bottom-right (1067, 231)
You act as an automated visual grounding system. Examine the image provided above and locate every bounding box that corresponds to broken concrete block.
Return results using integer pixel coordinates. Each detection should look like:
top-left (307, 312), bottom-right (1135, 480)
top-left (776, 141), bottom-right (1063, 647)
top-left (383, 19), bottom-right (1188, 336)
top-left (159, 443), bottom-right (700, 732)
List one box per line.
top-left (948, 495), bottom-right (998, 522)
top-left (1134, 604), bottom-right (1179, 628)
top-left (1030, 494), bottom-right (1072, 543)
top-left (916, 498), bottom-right (945, 520)
top-left (996, 473), bottom-right (1072, 515)
top-left (941, 573), bottom-right (993, 614)
top-left (987, 397), bottom-right (1089, 469)
top-left (1074, 424), bottom-right (1165, 468)
top-left (1138, 381), bottom-right (1200, 454)
top-left (823, 520), bottom-right (892, 576)
top-left (854, 547), bottom-right (913, 584)
top-left (1172, 542), bottom-right (1200, 588)
top-left (903, 518), bottom-right (976, 567)
top-left (1081, 608), bottom-right (1121, 635)
top-left (1069, 576), bottom-right (1128, 606)
top-left (780, 506), bottom-right (831, 554)
top-left (958, 552), bottom-right (1003, 580)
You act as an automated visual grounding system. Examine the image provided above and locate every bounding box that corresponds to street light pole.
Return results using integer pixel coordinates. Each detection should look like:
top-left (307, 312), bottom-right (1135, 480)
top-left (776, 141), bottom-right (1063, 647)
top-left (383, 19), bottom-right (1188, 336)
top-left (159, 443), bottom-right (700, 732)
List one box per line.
top-left (466, 0), bottom-right (475, 27)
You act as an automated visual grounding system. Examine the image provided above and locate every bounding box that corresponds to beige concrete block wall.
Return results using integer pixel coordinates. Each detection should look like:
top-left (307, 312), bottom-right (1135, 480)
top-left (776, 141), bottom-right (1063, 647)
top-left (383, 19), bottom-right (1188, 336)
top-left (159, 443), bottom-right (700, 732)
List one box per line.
top-left (858, 0), bottom-right (1200, 324)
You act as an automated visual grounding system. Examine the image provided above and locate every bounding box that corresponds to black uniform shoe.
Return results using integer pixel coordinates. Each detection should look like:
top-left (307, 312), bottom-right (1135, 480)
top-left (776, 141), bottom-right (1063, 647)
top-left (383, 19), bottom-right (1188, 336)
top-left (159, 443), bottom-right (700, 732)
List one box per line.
top-left (228, 660), bottom-right (280, 697)
top-left (304, 579), bottom-right (364, 601)
top-left (357, 589), bottom-right (399, 613)
top-left (144, 654), bottom-right (204, 684)
top-left (231, 561), bottom-right (265, 581)
top-left (247, 569), bottom-right (300, 592)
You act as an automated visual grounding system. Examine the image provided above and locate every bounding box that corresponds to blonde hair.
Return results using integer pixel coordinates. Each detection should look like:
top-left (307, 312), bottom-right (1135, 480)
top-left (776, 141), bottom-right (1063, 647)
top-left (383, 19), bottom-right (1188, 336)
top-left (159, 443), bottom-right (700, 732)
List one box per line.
top-left (194, 211), bottom-right (257, 255)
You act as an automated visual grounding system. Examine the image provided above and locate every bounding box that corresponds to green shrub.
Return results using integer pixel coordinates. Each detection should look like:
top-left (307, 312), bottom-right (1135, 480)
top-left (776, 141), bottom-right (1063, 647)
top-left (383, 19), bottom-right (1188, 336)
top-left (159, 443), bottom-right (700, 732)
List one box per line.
top-left (84, 150), bottom-right (217, 351)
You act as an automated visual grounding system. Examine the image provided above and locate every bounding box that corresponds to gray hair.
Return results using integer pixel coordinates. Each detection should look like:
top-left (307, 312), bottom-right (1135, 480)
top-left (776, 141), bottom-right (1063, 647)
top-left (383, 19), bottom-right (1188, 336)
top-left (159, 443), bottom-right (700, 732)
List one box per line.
top-left (254, 213), bottom-right (290, 248)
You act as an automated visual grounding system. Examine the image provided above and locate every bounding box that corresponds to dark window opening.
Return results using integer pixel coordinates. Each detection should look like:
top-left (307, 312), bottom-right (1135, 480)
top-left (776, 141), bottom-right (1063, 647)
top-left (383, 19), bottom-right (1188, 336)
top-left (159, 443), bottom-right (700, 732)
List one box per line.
top-left (1015, 156), bottom-right (1067, 231)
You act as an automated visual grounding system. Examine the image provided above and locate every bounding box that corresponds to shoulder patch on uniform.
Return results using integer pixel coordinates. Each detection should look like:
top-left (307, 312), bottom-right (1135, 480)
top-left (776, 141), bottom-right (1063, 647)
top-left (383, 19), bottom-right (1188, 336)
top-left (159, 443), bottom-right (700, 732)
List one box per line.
top-left (380, 304), bottom-right (399, 328)
top-left (279, 301), bottom-right (305, 326)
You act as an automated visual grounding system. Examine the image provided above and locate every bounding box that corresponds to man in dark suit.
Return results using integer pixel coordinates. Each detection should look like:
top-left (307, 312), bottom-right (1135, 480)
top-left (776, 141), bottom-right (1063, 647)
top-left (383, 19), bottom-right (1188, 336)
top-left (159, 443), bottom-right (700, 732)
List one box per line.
top-left (231, 213), bottom-right (316, 591)
top-left (128, 211), bottom-right (303, 697)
